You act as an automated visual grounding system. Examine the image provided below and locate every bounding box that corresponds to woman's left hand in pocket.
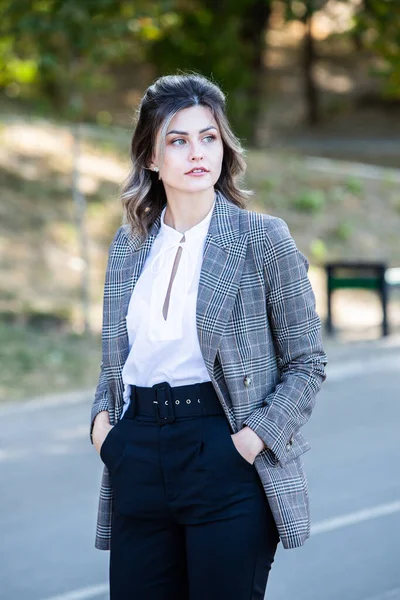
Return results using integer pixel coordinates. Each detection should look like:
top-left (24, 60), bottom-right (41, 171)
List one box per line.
top-left (231, 426), bottom-right (265, 465)
top-left (93, 417), bottom-right (113, 455)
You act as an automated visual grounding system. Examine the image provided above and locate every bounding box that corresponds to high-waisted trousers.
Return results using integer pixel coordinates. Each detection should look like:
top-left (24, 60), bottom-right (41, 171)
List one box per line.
top-left (100, 380), bottom-right (280, 600)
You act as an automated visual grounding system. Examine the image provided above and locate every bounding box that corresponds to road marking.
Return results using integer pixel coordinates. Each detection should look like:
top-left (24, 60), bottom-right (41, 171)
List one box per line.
top-left (40, 583), bottom-right (108, 600)
top-left (39, 500), bottom-right (400, 600)
top-left (312, 500), bottom-right (400, 535)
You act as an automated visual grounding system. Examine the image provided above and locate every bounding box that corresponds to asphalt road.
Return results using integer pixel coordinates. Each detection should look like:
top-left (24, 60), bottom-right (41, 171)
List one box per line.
top-left (0, 340), bottom-right (399, 600)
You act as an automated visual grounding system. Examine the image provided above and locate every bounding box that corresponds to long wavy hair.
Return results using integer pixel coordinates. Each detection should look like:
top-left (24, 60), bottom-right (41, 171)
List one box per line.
top-left (121, 73), bottom-right (252, 241)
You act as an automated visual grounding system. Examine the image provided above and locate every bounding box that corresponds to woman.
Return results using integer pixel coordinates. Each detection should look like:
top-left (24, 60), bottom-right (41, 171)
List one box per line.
top-left (90, 73), bottom-right (327, 599)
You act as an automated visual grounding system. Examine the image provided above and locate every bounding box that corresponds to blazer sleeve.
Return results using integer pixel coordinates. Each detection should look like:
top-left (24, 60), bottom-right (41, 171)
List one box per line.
top-left (89, 226), bottom-right (125, 443)
top-left (90, 362), bottom-right (109, 444)
top-left (242, 217), bottom-right (327, 466)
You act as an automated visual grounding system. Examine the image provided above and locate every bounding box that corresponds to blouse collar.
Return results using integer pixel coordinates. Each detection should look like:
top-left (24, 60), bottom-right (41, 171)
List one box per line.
top-left (159, 198), bottom-right (215, 244)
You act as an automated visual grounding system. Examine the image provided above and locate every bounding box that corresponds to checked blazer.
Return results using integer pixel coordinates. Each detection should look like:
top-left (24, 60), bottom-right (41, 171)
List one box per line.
top-left (90, 190), bottom-right (327, 550)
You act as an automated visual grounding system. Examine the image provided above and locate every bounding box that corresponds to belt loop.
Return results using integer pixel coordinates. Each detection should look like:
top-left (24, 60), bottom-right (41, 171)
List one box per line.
top-left (196, 383), bottom-right (205, 416)
top-left (196, 383), bottom-right (205, 452)
top-left (165, 385), bottom-right (175, 422)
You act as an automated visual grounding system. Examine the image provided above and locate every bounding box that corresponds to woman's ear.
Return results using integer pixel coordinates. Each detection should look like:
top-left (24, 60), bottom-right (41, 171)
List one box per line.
top-left (148, 158), bottom-right (161, 179)
top-left (148, 158), bottom-right (159, 173)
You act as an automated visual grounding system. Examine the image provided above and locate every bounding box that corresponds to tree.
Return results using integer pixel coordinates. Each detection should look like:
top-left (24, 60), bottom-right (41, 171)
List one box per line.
top-left (239, 0), bottom-right (272, 143)
top-left (0, 0), bottom-right (275, 143)
top-left (283, 0), bottom-right (331, 126)
top-left (354, 0), bottom-right (400, 99)
top-left (0, 0), bottom-right (145, 117)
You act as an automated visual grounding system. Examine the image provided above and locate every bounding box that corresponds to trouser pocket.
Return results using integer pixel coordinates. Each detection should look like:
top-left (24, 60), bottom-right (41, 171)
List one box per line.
top-left (224, 420), bottom-right (256, 468)
top-left (100, 420), bottom-right (126, 474)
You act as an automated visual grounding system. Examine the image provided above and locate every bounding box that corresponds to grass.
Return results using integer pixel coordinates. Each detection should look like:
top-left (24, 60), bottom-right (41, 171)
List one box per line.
top-left (245, 150), bottom-right (400, 267)
top-left (0, 322), bottom-right (101, 402)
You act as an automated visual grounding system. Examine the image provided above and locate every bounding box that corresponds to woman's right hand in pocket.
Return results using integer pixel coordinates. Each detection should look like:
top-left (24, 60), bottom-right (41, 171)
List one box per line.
top-left (93, 411), bottom-right (113, 455)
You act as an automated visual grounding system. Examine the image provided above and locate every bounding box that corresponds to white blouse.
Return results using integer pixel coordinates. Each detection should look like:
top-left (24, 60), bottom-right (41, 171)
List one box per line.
top-left (120, 199), bottom-right (215, 416)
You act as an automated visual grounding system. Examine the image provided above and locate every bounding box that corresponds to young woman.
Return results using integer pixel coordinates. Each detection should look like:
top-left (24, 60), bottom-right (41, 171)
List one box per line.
top-left (90, 73), bottom-right (327, 600)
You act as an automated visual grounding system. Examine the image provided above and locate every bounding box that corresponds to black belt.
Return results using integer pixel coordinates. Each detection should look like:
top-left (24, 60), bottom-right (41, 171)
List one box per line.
top-left (125, 381), bottom-right (224, 424)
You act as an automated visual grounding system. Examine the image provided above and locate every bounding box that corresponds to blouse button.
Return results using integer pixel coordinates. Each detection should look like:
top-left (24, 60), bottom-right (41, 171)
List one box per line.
top-left (243, 375), bottom-right (252, 387)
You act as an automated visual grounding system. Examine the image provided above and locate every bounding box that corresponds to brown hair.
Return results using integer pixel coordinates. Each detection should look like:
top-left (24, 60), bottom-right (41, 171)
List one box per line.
top-left (121, 73), bottom-right (251, 241)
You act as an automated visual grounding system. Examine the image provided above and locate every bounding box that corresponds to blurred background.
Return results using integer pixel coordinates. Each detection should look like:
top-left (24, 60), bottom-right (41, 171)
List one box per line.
top-left (0, 1), bottom-right (399, 600)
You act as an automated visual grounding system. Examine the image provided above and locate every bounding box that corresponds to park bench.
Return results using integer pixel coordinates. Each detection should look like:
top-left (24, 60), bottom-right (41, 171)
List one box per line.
top-left (325, 262), bottom-right (400, 337)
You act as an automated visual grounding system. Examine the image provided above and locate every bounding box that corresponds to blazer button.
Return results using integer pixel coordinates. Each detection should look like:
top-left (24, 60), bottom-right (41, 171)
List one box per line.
top-left (243, 375), bottom-right (252, 387)
top-left (286, 437), bottom-right (293, 451)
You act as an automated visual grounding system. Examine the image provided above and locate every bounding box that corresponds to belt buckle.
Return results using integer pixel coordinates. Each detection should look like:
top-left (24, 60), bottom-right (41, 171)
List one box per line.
top-left (152, 382), bottom-right (175, 425)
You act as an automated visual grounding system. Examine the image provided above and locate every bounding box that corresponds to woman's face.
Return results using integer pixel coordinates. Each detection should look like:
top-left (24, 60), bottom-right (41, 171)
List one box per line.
top-left (152, 104), bottom-right (224, 197)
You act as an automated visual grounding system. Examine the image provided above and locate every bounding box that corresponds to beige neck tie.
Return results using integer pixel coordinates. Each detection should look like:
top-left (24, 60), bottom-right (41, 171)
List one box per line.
top-left (162, 234), bottom-right (185, 320)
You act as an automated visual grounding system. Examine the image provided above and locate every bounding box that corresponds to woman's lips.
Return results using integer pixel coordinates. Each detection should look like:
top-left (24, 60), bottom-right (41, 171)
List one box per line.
top-left (185, 169), bottom-right (209, 176)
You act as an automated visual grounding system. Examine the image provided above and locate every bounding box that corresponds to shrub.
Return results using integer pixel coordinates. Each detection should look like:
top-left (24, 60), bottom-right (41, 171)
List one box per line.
top-left (292, 190), bottom-right (326, 213)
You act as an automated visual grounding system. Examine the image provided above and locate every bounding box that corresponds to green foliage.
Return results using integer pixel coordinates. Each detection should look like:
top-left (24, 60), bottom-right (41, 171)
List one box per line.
top-left (260, 175), bottom-right (280, 191)
top-left (354, 0), bottom-right (400, 98)
top-left (335, 221), bottom-right (353, 241)
top-left (0, 0), bottom-right (273, 139)
top-left (145, 1), bottom-right (273, 140)
top-left (1, 0), bottom-right (399, 142)
top-left (0, 0), bottom-right (150, 117)
top-left (345, 176), bottom-right (363, 195)
top-left (292, 189), bottom-right (326, 213)
top-left (309, 238), bottom-right (327, 263)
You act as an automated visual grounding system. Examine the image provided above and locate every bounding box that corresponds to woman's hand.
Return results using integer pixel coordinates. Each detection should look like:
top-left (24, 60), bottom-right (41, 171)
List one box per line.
top-left (92, 411), bottom-right (113, 455)
top-left (231, 425), bottom-right (265, 465)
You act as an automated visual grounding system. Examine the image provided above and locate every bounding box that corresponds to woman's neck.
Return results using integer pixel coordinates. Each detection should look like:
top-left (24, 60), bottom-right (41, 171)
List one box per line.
top-left (163, 188), bottom-right (215, 233)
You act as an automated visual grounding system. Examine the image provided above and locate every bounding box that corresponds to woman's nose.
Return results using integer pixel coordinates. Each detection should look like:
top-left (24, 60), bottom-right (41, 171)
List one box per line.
top-left (189, 143), bottom-right (203, 161)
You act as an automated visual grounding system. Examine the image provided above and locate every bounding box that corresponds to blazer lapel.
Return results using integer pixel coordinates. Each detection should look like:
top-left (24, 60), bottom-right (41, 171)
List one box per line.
top-left (115, 215), bottom-right (161, 369)
top-left (196, 192), bottom-right (248, 374)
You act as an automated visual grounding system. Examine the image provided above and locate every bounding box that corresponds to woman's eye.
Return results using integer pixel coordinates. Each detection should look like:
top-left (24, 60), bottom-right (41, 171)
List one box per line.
top-left (171, 135), bottom-right (216, 146)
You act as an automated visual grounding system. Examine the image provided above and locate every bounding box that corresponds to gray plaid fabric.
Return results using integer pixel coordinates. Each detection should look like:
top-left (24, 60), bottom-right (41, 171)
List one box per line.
top-left (90, 190), bottom-right (327, 550)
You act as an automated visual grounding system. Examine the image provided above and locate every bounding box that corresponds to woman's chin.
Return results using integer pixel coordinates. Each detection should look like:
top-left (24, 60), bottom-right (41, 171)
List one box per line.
top-left (165, 179), bottom-right (216, 195)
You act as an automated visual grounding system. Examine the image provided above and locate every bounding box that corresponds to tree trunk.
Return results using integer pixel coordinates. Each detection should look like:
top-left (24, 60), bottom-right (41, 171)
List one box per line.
top-left (352, 0), bottom-right (365, 51)
top-left (303, 3), bottom-right (319, 126)
top-left (239, 0), bottom-right (272, 146)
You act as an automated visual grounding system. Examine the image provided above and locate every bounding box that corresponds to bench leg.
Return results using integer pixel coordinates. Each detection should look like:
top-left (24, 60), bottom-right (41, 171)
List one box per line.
top-left (327, 288), bottom-right (333, 335)
top-left (380, 283), bottom-right (389, 337)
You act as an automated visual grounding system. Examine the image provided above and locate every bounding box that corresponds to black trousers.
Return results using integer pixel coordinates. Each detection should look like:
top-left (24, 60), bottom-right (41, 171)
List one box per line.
top-left (100, 381), bottom-right (280, 600)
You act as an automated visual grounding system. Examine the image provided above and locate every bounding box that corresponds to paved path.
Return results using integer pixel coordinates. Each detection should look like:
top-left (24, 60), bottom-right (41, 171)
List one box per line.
top-left (0, 338), bottom-right (399, 600)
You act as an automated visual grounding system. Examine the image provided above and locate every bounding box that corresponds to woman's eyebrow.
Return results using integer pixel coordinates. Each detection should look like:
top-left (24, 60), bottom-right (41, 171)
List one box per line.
top-left (166, 125), bottom-right (218, 136)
